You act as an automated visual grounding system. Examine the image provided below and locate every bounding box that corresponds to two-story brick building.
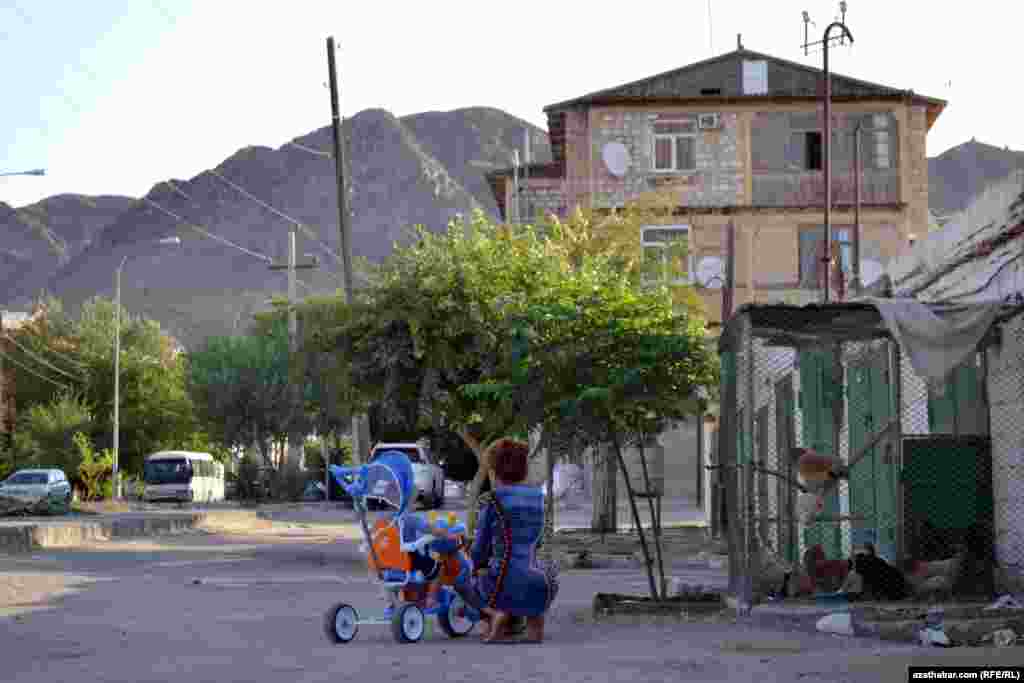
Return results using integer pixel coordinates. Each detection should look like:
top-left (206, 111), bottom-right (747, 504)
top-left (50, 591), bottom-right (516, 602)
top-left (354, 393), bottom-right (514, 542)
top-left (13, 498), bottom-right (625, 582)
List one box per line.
top-left (487, 45), bottom-right (946, 329)
top-left (487, 45), bottom-right (946, 522)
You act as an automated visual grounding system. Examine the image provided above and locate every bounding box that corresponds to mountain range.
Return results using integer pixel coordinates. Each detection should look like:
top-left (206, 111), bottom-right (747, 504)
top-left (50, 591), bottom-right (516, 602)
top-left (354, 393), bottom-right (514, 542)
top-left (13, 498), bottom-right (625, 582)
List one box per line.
top-left (1, 108), bottom-right (1021, 348)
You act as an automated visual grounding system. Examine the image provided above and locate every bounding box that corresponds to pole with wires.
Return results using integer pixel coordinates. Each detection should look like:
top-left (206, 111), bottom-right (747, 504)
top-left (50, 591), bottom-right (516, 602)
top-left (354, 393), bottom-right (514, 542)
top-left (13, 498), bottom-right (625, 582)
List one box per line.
top-left (327, 36), bottom-right (370, 466)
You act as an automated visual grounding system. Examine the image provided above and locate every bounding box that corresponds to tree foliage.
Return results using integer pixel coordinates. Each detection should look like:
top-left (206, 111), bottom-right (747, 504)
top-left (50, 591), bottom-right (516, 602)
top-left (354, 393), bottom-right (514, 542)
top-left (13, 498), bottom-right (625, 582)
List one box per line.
top-left (74, 431), bottom-right (114, 501)
top-left (6, 296), bottom-right (201, 476)
top-left (10, 391), bottom-right (94, 476)
top-left (186, 317), bottom-right (292, 469)
top-left (462, 251), bottom-right (718, 600)
top-left (296, 206), bottom-right (717, 539)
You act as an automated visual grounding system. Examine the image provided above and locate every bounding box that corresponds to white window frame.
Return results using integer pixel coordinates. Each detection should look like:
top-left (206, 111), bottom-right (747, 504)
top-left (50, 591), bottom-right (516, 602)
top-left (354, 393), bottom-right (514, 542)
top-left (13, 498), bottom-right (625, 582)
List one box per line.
top-left (641, 225), bottom-right (695, 285)
top-left (651, 119), bottom-right (697, 173)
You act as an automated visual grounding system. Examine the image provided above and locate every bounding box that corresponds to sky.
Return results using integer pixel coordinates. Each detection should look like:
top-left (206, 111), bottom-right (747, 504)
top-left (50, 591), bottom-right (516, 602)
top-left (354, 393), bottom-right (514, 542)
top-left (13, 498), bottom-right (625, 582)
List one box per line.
top-left (1, 0), bottom-right (1019, 209)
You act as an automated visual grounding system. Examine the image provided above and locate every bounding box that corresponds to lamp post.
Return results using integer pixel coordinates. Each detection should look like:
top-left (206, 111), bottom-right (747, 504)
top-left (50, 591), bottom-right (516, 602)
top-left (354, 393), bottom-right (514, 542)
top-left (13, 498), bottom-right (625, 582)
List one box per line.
top-left (113, 236), bottom-right (181, 499)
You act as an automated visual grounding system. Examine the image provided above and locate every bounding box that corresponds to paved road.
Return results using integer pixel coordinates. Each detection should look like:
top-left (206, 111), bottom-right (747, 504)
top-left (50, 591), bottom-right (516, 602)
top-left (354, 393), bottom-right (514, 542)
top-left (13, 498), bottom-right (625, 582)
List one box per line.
top-left (1, 524), bottom-right (1018, 683)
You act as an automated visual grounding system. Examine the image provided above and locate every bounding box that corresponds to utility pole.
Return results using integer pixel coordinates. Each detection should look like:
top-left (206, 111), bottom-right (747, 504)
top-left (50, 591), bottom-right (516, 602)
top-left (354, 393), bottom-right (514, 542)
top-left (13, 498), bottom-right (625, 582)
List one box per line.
top-left (269, 228), bottom-right (319, 474)
top-left (802, 12), bottom-right (853, 303)
top-left (853, 121), bottom-right (862, 295)
top-left (327, 36), bottom-right (370, 465)
top-left (722, 219), bottom-right (736, 321)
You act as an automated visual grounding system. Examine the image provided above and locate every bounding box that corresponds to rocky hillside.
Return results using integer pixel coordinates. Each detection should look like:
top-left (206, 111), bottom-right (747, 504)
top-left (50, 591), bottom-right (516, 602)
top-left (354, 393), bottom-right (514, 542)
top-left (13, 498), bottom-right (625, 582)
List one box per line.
top-left (928, 139), bottom-right (1024, 216)
top-left (0, 107), bottom-right (549, 346)
top-left (1, 113), bottom-right (1018, 347)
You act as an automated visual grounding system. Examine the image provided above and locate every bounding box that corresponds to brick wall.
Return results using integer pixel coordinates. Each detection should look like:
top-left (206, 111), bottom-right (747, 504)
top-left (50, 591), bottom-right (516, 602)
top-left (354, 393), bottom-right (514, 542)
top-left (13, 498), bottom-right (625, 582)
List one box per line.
top-left (587, 107), bottom-right (744, 208)
top-left (905, 105), bottom-right (930, 239)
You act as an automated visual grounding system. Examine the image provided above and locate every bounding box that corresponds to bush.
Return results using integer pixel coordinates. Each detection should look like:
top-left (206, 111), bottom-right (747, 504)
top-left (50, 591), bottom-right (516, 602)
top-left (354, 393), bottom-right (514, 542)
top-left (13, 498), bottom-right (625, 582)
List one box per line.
top-left (12, 392), bottom-right (93, 474)
top-left (74, 432), bottom-right (114, 501)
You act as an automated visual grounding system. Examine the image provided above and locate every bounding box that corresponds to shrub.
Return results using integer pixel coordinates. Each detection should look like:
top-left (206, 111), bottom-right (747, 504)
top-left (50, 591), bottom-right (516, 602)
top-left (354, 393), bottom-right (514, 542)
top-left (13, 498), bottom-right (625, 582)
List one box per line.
top-left (74, 432), bottom-right (114, 501)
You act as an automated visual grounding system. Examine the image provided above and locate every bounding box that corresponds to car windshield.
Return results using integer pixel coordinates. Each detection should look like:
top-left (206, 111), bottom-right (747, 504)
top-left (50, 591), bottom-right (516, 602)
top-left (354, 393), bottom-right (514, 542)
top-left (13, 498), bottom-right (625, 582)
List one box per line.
top-left (144, 459), bottom-right (192, 485)
top-left (4, 472), bottom-right (48, 485)
top-left (371, 447), bottom-right (423, 464)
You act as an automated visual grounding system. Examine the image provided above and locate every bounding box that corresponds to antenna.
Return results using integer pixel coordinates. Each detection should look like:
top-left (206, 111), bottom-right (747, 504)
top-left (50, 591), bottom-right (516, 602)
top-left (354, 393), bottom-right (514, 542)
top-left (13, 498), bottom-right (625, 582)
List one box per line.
top-left (801, 11), bottom-right (816, 55)
top-left (707, 0), bottom-right (714, 54)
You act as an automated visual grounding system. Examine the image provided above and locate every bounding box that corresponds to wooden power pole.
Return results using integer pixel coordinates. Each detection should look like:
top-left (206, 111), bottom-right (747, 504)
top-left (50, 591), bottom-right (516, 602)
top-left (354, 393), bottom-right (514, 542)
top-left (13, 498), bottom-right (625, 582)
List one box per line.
top-left (269, 227), bottom-right (319, 473)
top-left (327, 36), bottom-right (370, 465)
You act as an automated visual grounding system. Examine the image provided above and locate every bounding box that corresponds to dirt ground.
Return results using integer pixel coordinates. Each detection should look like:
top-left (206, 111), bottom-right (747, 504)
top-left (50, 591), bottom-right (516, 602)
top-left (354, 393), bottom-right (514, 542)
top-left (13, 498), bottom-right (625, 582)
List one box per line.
top-left (3, 518), bottom-right (1022, 682)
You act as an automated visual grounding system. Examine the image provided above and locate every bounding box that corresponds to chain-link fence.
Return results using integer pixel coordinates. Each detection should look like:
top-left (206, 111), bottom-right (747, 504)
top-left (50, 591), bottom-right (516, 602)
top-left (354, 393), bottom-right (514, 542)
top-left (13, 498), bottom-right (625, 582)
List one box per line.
top-left (718, 302), bottom-right (1018, 607)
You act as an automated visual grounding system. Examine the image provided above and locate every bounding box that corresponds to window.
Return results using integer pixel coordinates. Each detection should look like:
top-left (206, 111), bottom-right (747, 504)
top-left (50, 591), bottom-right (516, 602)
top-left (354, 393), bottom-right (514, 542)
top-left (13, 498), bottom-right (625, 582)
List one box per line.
top-left (804, 131), bottom-right (823, 171)
top-left (641, 225), bottom-right (693, 285)
top-left (798, 226), bottom-right (852, 288)
top-left (652, 119), bottom-right (696, 172)
top-left (870, 113), bottom-right (891, 170)
top-left (742, 60), bottom-right (768, 95)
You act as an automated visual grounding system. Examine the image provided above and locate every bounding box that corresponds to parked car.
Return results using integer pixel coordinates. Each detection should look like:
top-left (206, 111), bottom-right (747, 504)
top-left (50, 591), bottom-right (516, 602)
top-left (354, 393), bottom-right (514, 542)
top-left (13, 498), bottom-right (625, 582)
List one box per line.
top-left (369, 442), bottom-right (445, 509)
top-left (0, 469), bottom-right (72, 515)
top-left (302, 480), bottom-right (326, 502)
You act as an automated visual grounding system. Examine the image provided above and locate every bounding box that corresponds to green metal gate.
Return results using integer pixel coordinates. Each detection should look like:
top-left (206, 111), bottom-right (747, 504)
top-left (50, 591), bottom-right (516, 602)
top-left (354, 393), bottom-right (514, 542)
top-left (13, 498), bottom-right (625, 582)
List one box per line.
top-left (799, 348), bottom-right (842, 558)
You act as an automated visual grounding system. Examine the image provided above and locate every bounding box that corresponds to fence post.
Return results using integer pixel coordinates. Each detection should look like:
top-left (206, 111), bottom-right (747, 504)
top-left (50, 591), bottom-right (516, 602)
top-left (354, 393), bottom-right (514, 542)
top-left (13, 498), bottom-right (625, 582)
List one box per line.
top-left (742, 313), bottom-right (757, 612)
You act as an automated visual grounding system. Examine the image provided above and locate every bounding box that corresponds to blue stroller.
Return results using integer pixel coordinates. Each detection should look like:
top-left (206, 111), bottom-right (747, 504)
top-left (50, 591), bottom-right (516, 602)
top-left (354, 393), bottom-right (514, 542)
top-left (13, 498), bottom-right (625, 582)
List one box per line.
top-left (323, 451), bottom-right (483, 644)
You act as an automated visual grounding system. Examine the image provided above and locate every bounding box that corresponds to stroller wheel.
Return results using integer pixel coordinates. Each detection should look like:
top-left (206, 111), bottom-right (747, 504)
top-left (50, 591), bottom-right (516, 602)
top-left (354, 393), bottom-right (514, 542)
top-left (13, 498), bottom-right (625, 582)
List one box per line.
top-left (324, 603), bottom-right (359, 644)
top-left (391, 603), bottom-right (425, 643)
top-left (439, 594), bottom-right (476, 638)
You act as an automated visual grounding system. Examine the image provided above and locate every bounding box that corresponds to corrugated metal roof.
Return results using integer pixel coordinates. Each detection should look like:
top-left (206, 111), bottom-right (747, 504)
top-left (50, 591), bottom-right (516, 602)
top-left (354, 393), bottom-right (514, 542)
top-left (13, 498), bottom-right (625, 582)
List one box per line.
top-left (888, 171), bottom-right (1024, 303)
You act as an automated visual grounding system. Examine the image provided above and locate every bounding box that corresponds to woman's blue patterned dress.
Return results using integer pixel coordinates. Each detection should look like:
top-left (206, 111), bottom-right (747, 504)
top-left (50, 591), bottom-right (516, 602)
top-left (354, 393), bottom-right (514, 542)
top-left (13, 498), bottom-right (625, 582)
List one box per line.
top-left (469, 484), bottom-right (560, 618)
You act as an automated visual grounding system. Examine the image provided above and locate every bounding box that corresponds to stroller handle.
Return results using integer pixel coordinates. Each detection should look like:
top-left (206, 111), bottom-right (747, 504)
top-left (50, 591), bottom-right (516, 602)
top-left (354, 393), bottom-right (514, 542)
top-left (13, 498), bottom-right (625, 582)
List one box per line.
top-left (328, 464), bottom-right (367, 498)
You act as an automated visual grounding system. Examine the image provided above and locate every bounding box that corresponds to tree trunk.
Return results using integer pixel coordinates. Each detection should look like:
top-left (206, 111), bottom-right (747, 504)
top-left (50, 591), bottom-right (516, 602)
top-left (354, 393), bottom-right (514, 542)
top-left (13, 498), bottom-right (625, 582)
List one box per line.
top-left (541, 430), bottom-right (555, 562)
top-left (637, 440), bottom-right (667, 599)
top-left (458, 430), bottom-right (487, 538)
top-left (591, 443), bottom-right (618, 533)
top-left (610, 434), bottom-right (660, 601)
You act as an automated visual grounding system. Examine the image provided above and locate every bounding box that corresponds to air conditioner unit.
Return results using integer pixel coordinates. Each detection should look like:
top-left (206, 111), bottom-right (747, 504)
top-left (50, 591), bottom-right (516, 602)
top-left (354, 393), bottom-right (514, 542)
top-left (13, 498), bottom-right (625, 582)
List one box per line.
top-left (698, 113), bottom-right (721, 130)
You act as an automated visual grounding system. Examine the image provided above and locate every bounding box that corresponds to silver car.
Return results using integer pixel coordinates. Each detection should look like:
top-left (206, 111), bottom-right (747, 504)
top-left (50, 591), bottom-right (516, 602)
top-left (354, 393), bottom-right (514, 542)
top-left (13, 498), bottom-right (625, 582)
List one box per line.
top-left (0, 469), bottom-right (73, 515)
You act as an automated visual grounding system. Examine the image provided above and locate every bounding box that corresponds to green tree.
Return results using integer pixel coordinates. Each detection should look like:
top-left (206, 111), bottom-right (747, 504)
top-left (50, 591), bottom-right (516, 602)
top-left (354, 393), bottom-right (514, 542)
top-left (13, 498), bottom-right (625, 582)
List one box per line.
top-left (7, 296), bottom-right (201, 477)
top-left (464, 252), bottom-right (718, 601)
top-left (187, 318), bottom-right (292, 477)
top-left (299, 211), bottom-right (573, 532)
top-left (11, 391), bottom-right (94, 476)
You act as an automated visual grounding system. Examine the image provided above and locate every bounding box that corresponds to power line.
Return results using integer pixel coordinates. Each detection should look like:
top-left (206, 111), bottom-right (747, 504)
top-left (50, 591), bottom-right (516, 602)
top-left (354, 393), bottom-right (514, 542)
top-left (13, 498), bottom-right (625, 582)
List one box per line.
top-left (287, 141), bottom-right (333, 158)
top-left (2, 333), bottom-right (84, 380)
top-left (0, 348), bottom-right (69, 390)
top-left (159, 181), bottom-right (318, 294)
top-left (207, 169), bottom-right (344, 266)
top-left (140, 196), bottom-right (273, 264)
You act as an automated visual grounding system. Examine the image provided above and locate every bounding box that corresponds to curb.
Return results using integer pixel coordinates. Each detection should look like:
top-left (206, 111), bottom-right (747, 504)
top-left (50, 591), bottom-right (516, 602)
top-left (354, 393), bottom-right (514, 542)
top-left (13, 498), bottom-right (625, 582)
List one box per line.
top-left (0, 511), bottom-right (264, 555)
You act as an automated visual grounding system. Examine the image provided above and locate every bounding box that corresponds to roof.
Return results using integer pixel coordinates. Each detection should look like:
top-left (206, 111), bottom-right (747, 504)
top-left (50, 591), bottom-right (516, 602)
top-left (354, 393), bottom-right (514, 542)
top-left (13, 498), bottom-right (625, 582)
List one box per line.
top-left (889, 171), bottom-right (1024, 303)
top-left (147, 450), bottom-right (214, 459)
top-left (543, 48), bottom-right (946, 122)
top-left (716, 300), bottom-right (1018, 352)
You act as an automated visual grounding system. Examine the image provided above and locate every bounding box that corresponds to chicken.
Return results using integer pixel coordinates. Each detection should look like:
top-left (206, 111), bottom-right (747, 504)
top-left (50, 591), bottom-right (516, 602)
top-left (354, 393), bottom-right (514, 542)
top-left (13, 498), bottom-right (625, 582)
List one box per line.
top-left (803, 544), bottom-right (851, 592)
top-left (907, 552), bottom-right (963, 600)
top-left (795, 448), bottom-right (849, 495)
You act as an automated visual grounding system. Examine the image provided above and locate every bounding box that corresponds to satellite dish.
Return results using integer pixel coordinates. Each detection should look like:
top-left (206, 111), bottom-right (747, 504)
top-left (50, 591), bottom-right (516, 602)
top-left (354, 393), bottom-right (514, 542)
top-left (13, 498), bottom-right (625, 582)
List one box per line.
top-left (696, 256), bottom-right (724, 289)
top-left (860, 259), bottom-right (884, 286)
top-left (602, 142), bottom-right (630, 177)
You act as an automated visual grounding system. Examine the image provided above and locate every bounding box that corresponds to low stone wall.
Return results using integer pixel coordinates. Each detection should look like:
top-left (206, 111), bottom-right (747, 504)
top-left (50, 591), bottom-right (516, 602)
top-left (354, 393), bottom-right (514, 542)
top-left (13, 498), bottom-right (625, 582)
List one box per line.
top-left (0, 511), bottom-right (265, 555)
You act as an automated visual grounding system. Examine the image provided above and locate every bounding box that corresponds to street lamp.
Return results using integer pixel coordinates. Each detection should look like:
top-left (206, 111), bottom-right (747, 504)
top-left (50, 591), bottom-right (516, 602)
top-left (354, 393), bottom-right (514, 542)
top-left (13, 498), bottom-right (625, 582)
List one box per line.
top-left (0, 168), bottom-right (46, 177)
top-left (113, 235), bottom-right (181, 499)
